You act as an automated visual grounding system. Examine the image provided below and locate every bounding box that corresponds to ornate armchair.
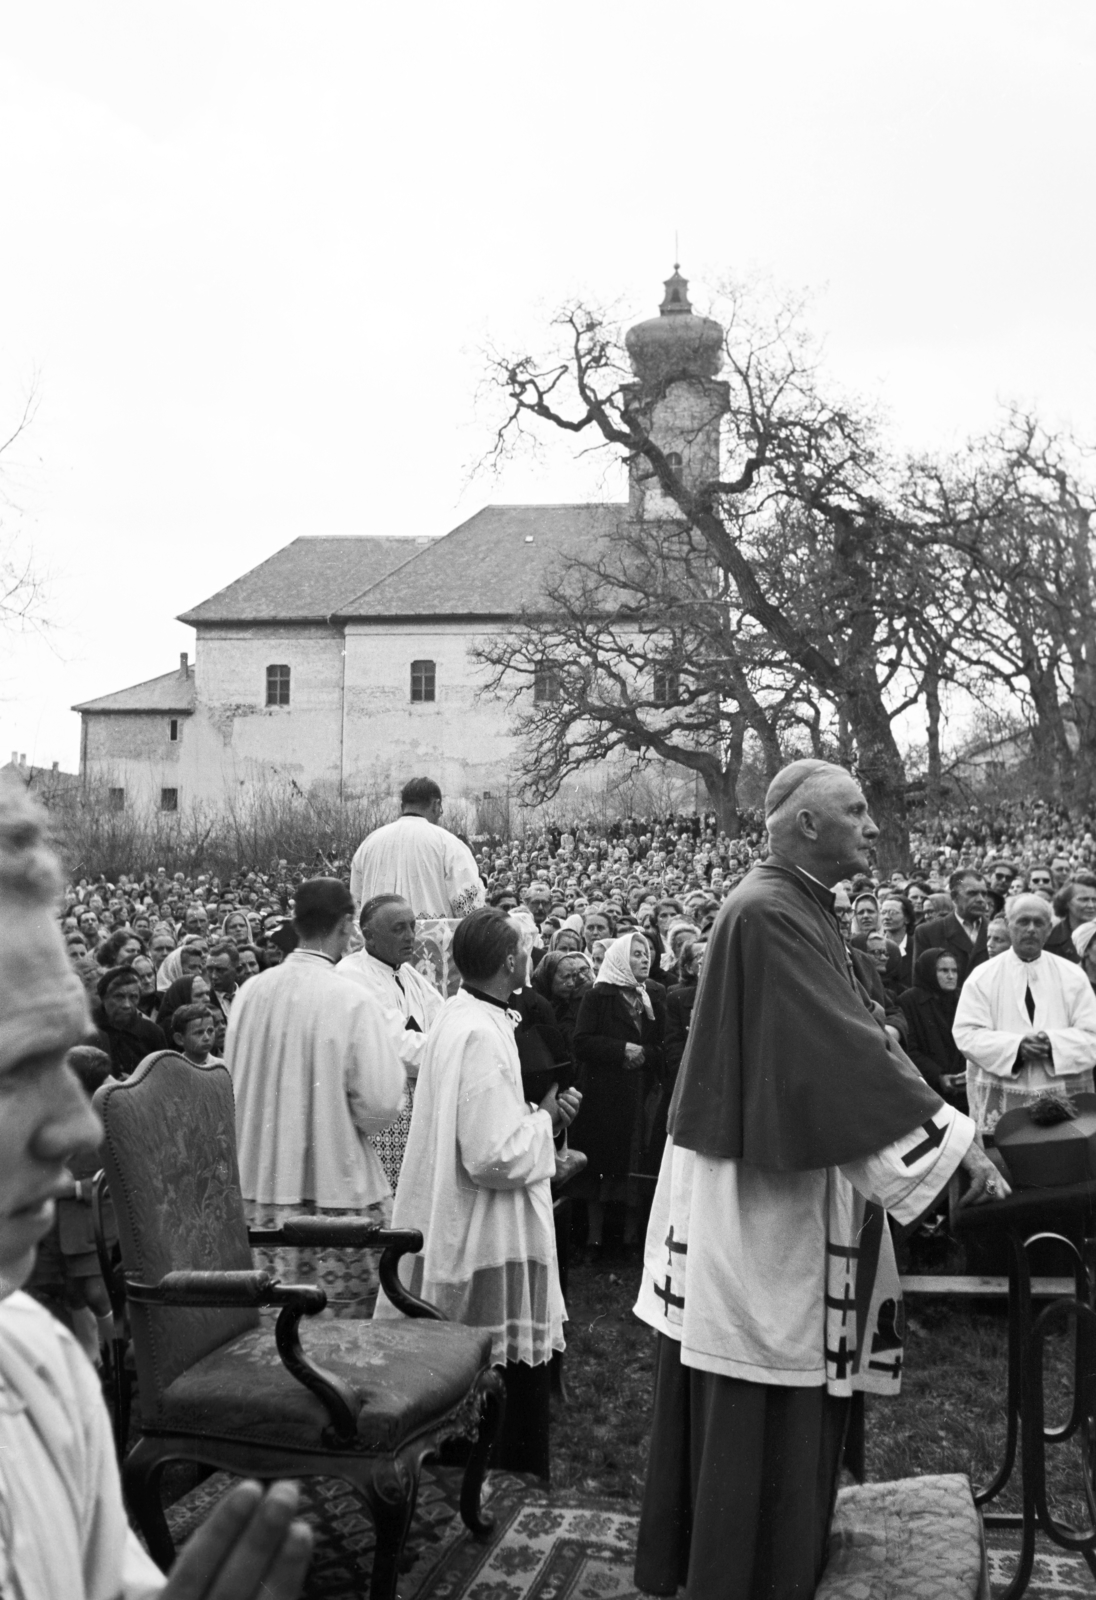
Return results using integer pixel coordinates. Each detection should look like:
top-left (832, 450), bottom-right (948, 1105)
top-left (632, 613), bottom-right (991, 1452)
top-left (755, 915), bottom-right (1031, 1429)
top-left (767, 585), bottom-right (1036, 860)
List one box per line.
top-left (93, 1051), bottom-right (503, 1598)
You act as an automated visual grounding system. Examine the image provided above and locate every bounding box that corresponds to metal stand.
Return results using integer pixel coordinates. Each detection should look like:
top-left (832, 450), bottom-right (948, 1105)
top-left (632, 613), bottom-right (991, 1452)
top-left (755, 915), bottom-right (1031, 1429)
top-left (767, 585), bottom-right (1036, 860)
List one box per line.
top-left (957, 1181), bottom-right (1096, 1598)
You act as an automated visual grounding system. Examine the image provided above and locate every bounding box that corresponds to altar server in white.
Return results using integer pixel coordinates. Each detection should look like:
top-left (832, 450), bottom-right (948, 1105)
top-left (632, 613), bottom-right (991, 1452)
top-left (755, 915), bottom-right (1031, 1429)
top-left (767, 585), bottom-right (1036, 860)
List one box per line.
top-left (954, 892), bottom-right (1096, 1135)
top-left (226, 877), bottom-right (406, 1316)
top-left (349, 777), bottom-right (484, 918)
top-left (337, 894), bottom-right (443, 1187)
top-left (375, 908), bottom-right (580, 1478)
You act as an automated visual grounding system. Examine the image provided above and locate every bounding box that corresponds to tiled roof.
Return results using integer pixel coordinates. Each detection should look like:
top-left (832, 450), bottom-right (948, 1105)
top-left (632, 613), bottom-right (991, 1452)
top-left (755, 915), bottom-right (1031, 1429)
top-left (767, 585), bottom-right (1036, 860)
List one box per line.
top-left (73, 668), bottom-right (198, 715)
top-left (177, 536), bottom-right (432, 625)
top-left (338, 504), bottom-right (628, 618)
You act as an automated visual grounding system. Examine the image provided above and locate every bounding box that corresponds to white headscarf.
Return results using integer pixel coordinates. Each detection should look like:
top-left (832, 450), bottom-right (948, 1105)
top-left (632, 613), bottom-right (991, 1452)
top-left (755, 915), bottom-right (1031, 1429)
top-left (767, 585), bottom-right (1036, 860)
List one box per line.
top-left (596, 932), bottom-right (655, 1019)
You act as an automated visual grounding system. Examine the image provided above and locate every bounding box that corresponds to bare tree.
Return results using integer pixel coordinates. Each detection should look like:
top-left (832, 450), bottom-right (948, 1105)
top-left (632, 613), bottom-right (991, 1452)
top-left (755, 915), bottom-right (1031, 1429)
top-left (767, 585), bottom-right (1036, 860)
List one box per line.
top-left (474, 509), bottom-right (812, 833)
top-left (912, 410), bottom-right (1096, 807)
top-left (483, 280), bottom-right (956, 868)
top-left (0, 385), bottom-right (48, 635)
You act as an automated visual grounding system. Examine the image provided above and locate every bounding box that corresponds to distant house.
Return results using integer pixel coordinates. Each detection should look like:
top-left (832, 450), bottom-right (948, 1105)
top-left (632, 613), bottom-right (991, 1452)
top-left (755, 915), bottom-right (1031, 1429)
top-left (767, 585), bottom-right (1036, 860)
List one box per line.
top-left (0, 754), bottom-right (81, 806)
top-left (73, 270), bottom-right (731, 813)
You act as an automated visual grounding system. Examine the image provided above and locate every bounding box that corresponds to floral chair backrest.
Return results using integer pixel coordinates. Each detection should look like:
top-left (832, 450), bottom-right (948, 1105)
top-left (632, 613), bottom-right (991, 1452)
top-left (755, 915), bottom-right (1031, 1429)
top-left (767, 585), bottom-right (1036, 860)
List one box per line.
top-left (95, 1051), bottom-right (259, 1420)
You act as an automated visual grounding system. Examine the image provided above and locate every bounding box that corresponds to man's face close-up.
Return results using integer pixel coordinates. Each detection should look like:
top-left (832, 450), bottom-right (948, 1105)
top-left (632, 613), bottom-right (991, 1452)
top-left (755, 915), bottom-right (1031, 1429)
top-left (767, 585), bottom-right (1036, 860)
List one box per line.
top-left (812, 776), bottom-right (878, 879)
top-left (953, 879), bottom-right (990, 921)
top-left (103, 980), bottom-right (140, 1028)
top-left (367, 902), bottom-right (418, 967)
top-left (1010, 903), bottom-right (1052, 963)
top-left (0, 1047), bottom-right (100, 1292)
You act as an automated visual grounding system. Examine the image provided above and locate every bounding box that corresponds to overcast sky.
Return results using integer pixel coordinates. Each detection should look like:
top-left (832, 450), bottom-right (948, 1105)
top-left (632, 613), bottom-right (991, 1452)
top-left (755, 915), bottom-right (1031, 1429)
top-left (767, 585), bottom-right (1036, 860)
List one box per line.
top-left (1, 1), bottom-right (1093, 770)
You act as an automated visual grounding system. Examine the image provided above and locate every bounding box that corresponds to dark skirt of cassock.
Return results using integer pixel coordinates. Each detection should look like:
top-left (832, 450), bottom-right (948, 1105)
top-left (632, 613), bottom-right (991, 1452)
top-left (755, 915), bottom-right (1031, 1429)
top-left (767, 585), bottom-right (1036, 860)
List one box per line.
top-left (635, 1334), bottom-right (850, 1600)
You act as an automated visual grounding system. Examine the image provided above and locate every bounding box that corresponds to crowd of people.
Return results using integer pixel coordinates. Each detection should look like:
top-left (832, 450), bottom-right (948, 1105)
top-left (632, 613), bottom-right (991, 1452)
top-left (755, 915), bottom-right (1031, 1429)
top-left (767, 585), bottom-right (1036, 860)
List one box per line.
top-left (12, 766), bottom-right (1096, 1596)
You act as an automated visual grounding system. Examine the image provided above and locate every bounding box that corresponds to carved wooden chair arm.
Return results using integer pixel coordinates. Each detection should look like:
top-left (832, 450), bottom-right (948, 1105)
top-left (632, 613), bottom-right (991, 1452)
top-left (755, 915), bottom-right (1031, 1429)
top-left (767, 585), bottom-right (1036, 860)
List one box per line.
top-left (248, 1219), bottom-right (446, 1321)
top-left (125, 1271), bottom-right (361, 1443)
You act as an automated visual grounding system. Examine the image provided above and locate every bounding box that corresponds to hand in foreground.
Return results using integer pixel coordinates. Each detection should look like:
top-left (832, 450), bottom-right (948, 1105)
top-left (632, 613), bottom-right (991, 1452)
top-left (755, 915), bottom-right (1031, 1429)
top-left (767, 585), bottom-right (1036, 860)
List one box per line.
top-left (958, 1142), bottom-right (1012, 1207)
top-left (162, 1479), bottom-right (312, 1600)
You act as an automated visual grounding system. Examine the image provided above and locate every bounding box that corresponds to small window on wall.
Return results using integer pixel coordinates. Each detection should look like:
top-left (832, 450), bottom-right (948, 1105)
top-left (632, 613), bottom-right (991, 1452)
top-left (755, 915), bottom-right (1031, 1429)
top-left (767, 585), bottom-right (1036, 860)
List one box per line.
top-left (169, 718), bottom-right (179, 742)
top-left (160, 788), bottom-right (179, 813)
top-left (108, 787), bottom-right (125, 812)
top-left (653, 668), bottom-right (680, 705)
top-left (266, 664), bottom-right (291, 707)
top-left (534, 664), bottom-right (561, 703)
top-left (411, 660), bottom-right (436, 703)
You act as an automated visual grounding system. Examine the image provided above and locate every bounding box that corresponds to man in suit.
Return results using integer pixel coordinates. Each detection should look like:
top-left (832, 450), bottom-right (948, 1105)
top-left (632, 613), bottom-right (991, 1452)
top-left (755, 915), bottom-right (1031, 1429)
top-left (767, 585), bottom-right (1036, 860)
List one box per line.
top-left (912, 869), bottom-right (991, 992)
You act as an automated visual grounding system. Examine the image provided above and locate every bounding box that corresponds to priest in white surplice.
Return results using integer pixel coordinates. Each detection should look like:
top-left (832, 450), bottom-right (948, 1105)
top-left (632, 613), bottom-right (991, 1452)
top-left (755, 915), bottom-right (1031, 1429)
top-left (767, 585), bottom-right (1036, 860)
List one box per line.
top-left (349, 776), bottom-right (484, 918)
top-left (226, 877), bottom-right (406, 1317)
top-left (337, 894), bottom-right (443, 1188)
top-left (953, 892), bottom-right (1096, 1136)
top-left (375, 908), bottom-right (581, 1480)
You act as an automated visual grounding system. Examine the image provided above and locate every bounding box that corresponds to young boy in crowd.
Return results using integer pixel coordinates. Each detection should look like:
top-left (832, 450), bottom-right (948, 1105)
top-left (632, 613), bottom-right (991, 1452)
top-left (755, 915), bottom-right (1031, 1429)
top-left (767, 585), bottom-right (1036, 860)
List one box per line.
top-left (171, 1002), bottom-right (221, 1066)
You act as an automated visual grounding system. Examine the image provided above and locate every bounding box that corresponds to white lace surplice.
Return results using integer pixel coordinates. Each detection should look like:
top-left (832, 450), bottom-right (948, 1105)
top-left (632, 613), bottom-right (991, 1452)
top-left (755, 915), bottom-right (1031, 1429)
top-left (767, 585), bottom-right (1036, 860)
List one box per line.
top-left (635, 1103), bottom-right (973, 1397)
top-left (953, 949), bottom-right (1096, 1135)
top-left (375, 991), bottom-right (564, 1367)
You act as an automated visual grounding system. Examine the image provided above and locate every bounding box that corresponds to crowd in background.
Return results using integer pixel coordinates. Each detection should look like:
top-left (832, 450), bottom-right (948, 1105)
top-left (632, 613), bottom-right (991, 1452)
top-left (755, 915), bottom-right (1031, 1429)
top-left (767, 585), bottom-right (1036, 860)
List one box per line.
top-left (53, 795), bottom-right (1096, 1247)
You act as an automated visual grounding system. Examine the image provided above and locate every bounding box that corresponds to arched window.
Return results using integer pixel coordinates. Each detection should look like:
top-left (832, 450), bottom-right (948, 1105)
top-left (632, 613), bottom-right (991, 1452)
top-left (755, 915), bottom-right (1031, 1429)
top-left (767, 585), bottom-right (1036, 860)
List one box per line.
top-left (266, 664), bottom-right (291, 706)
top-left (411, 660), bottom-right (436, 702)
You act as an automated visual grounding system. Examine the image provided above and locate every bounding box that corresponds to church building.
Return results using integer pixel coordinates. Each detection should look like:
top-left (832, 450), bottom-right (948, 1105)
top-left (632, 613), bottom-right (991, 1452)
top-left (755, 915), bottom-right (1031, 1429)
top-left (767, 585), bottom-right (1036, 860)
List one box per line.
top-left (74, 272), bottom-right (728, 813)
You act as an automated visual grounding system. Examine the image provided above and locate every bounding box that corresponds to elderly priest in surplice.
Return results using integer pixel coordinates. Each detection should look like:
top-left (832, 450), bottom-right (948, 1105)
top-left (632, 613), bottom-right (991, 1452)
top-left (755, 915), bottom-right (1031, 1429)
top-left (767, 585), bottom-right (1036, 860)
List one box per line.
top-left (633, 760), bottom-right (1006, 1600)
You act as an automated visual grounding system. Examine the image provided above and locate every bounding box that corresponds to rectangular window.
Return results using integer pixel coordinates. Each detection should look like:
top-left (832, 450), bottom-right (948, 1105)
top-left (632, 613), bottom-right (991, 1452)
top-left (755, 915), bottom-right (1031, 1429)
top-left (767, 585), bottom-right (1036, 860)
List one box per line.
top-left (653, 669), bottom-right (680, 705)
top-left (266, 664), bottom-right (291, 707)
top-left (160, 788), bottom-right (178, 813)
top-left (411, 659), bottom-right (436, 703)
top-left (108, 787), bottom-right (125, 812)
top-left (534, 664), bottom-right (561, 703)
top-left (169, 718), bottom-right (179, 741)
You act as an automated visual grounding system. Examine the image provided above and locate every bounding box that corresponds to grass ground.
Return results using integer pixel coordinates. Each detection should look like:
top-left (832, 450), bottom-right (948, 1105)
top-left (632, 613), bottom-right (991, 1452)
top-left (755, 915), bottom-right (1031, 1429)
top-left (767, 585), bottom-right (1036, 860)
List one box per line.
top-left (551, 1255), bottom-right (1092, 1528)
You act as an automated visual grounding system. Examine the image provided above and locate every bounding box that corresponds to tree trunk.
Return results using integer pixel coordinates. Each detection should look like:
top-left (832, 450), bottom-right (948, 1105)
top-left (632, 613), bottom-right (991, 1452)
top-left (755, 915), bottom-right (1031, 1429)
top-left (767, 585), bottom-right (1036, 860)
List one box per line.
top-left (701, 716), bottom-right (745, 836)
top-left (845, 677), bottom-right (910, 874)
top-left (924, 665), bottom-right (943, 809)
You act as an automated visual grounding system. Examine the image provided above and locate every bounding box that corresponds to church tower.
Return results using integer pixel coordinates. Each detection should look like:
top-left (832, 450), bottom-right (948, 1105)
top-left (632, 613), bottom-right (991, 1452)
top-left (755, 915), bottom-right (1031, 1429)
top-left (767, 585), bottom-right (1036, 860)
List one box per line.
top-left (624, 268), bottom-right (730, 520)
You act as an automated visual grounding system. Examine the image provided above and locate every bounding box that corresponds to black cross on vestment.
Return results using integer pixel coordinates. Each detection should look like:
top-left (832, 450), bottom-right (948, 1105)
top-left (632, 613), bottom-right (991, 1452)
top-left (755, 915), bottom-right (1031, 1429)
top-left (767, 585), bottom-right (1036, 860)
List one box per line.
top-left (825, 1282), bottom-right (856, 1326)
top-left (868, 1353), bottom-right (903, 1377)
top-left (654, 1275), bottom-right (685, 1314)
top-left (826, 1336), bottom-right (852, 1381)
top-left (901, 1118), bottom-right (946, 1167)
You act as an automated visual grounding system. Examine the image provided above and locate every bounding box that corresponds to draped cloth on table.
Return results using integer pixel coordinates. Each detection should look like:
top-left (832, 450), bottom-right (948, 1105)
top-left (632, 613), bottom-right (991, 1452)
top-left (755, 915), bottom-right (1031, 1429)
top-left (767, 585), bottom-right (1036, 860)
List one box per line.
top-left (667, 858), bottom-right (944, 1171)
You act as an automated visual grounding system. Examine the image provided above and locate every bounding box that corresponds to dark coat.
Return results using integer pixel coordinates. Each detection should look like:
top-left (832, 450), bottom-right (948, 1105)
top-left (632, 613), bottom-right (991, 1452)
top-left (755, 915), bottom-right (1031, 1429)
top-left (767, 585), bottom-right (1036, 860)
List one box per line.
top-left (1044, 919), bottom-right (1080, 964)
top-left (572, 981), bottom-right (666, 1181)
top-left (897, 949), bottom-right (965, 1092)
top-left (90, 1012), bottom-right (167, 1079)
top-left (912, 912), bottom-right (989, 990)
top-left (513, 987), bottom-right (573, 1103)
top-left (848, 947), bottom-right (908, 1044)
top-left (664, 978), bottom-right (698, 1080)
top-left (670, 860), bottom-right (942, 1170)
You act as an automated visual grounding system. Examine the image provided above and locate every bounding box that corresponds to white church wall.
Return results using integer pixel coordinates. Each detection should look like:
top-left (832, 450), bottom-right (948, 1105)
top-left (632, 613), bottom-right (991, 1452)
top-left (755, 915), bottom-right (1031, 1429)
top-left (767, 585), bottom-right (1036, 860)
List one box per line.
top-left (193, 624), bottom-right (345, 789)
top-left (342, 621), bottom-right (517, 797)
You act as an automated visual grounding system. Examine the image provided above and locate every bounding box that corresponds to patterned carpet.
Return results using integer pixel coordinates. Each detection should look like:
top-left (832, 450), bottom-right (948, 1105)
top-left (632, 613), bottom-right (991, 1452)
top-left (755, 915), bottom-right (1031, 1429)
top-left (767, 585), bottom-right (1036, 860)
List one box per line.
top-left (166, 1467), bottom-right (1096, 1600)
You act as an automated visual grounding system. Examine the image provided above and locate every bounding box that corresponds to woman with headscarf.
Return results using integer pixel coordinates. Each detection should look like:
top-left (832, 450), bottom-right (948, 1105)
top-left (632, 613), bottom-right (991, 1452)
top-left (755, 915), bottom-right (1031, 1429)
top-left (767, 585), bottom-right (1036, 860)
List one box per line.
top-left (571, 931), bottom-right (665, 1259)
top-left (530, 949), bottom-right (593, 1053)
top-left (897, 947), bottom-right (965, 1094)
top-left (659, 917), bottom-right (701, 981)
